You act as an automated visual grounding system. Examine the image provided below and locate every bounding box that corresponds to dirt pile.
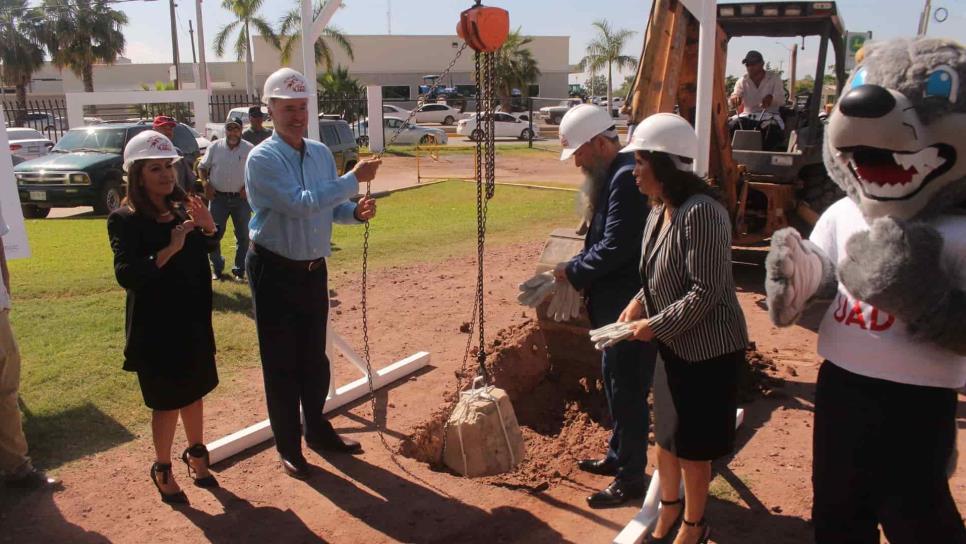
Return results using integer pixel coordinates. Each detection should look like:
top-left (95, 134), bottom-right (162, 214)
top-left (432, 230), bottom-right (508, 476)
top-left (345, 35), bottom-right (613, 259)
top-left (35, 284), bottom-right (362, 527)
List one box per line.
top-left (739, 343), bottom-right (789, 402)
top-left (400, 320), bottom-right (612, 490)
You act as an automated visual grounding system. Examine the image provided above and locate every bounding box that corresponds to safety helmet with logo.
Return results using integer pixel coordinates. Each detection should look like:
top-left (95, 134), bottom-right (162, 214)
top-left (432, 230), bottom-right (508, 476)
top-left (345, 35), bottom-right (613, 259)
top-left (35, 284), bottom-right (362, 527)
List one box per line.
top-left (620, 113), bottom-right (697, 170)
top-left (123, 130), bottom-right (182, 172)
top-left (262, 68), bottom-right (311, 104)
top-left (558, 104), bottom-right (618, 161)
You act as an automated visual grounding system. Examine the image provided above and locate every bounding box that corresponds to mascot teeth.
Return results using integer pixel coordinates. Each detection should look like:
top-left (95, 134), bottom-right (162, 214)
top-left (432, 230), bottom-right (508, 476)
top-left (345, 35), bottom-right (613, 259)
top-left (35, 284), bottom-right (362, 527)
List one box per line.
top-left (892, 148), bottom-right (945, 177)
top-left (844, 146), bottom-right (949, 200)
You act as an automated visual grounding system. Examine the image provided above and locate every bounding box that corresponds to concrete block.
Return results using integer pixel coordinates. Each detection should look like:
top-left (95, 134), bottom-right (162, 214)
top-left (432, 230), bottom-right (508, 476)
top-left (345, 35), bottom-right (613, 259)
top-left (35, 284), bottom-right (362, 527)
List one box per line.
top-left (443, 386), bottom-right (526, 477)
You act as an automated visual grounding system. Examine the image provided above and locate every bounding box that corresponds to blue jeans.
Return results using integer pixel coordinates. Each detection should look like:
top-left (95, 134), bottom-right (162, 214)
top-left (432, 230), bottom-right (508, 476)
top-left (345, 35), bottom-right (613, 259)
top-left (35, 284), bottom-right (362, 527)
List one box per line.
top-left (209, 193), bottom-right (251, 277)
top-left (589, 291), bottom-right (657, 485)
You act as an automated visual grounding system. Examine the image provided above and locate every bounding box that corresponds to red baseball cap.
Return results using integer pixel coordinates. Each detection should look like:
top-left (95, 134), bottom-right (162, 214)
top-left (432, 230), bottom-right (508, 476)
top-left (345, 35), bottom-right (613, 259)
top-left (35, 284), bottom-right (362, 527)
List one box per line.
top-left (152, 115), bottom-right (177, 129)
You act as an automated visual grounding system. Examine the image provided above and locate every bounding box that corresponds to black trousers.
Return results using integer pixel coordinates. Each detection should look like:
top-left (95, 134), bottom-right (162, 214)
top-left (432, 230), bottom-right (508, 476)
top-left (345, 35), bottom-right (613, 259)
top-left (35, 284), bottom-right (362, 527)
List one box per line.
top-left (813, 360), bottom-right (966, 544)
top-left (246, 247), bottom-right (335, 460)
top-left (588, 290), bottom-right (656, 485)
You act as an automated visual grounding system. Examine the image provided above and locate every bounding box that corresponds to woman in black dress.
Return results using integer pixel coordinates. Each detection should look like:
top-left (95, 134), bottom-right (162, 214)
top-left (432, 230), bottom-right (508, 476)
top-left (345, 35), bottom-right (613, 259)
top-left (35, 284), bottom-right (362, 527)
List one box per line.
top-left (107, 130), bottom-right (221, 504)
top-left (618, 115), bottom-right (749, 544)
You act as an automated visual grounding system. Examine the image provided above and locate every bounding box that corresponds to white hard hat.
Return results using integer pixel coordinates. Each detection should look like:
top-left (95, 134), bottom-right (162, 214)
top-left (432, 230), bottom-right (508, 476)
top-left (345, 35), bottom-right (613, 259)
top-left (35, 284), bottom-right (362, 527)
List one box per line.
top-left (558, 104), bottom-right (617, 161)
top-left (621, 113), bottom-right (697, 160)
top-left (123, 130), bottom-right (181, 172)
top-left (262, 67), bottom-right (311, 104)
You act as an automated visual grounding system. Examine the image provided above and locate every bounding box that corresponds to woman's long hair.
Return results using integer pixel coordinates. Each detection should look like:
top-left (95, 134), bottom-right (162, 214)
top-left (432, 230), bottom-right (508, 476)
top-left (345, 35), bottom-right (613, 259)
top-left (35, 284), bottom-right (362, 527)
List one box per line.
top-left (636, 150), bottom-right (721, 208)
top-left (123, 159), bottom-right (187, 220)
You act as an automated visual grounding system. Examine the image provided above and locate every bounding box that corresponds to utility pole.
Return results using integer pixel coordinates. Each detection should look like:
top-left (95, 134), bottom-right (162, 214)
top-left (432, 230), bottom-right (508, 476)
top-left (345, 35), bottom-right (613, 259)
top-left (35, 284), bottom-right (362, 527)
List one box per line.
top-left (387, 0), bottom-right (391, 34)
top-left (196, 0), bottom-right (208, 90)
top-left (789, 43), bottom-right (798, 102)
top-left (188, 20), bottom-right (197, 63)
top-left (917, 0), bottom-right (932, 36)
top-left (169, 0), bottom-right (181, 89)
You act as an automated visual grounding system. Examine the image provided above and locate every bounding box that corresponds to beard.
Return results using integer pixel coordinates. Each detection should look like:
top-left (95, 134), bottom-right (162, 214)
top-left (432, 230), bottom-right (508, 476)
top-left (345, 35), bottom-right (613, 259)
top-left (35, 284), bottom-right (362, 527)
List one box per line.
top-left (578, 160), bottom-right (610, 223)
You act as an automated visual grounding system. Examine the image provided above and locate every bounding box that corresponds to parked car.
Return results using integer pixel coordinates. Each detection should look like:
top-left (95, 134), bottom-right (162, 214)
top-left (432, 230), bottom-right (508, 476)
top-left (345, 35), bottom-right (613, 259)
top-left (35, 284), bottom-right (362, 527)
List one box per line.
top-left (7, 128), bottom-right (54, 161)
top-left (318, 119), bottom-right (360, 174)
top-left (412, 103), bottom-right (464, 125)
top-left (20, 111), bottom-right (68, 132)
top-left (205, 106), bottom-right (269, 140)
top-left (383, 104), bottom-right (412, 118)
top-left (457, 112), bottom-right (539, 141)
top-left (13, 123), bottom-right (153, 217)
top-left (539, 98), bottom-right (583, 125)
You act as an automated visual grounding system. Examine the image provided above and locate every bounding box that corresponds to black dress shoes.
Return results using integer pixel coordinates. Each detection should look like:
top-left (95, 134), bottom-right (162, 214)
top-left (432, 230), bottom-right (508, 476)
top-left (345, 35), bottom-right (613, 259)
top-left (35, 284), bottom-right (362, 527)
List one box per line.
top-left (577, 458), bottom-right (618, 476)
top-left (280, 456), bottom-right (311, 480)
top-left (586, 479), bottom-right (646, 508)
top-left (306, 434), bottom-right (363, 454)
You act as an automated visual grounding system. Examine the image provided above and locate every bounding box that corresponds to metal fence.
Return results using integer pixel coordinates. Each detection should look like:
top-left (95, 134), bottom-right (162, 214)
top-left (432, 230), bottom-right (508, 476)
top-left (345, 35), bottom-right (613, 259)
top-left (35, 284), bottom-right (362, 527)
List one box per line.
top-left (2, 99), bottom-right (70, 142)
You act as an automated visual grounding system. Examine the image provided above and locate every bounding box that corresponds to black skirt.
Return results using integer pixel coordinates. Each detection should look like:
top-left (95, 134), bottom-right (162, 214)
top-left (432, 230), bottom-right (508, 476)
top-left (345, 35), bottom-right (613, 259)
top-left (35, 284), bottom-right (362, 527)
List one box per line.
top-left (137, 351), bottom-right (218, 411)
top-left (654, 344), bottom-right (741, 461)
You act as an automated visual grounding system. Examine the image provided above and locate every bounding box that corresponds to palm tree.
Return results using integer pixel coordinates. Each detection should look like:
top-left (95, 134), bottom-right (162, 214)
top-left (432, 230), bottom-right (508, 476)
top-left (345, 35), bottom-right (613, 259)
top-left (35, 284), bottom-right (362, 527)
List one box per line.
top-left (40, 0), bottom-right (128, 92)
top-left (492, 29), bottom-right (541, 111)
top-left (578, 19), bottom-right (637, 117)
top-left (213, 0), bottom-right (279, 95)
top-left (0, 0), bottom-right (45, 125)
top-left (277, 1), bottom-right (353, 72)
top-left (317, 66), bottom-right (363, 121)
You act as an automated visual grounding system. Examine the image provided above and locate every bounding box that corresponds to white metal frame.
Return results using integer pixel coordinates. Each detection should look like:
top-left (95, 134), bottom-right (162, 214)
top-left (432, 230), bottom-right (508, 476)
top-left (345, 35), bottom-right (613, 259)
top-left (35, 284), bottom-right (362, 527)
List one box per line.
top-left (301, 0), bottom-right (344, 142)
top-left (207, 326), bottom-right (429, 464)
top-left (0, 110), bottom-right (31, 260)
top-left (613, 408), bottom-right (745, 544)
top-left (64, 90), bottom-right (210, 131)
top-left (679, 0), bottom-right (717, 177)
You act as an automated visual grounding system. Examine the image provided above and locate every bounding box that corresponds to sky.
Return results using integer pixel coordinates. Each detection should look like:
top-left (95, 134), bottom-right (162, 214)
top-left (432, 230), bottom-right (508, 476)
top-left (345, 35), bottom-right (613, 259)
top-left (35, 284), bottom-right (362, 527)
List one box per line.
top-left (114, 0), bottom-right (966, 85)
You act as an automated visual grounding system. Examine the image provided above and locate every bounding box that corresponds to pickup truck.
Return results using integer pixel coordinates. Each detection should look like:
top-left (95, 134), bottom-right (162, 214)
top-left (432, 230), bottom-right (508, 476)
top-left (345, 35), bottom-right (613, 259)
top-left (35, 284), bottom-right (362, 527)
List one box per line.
top-left (205, 106), bottom-right (269, 141)
top-left (13, 121), bottom-right (203, 217)
top-left (539, 98), bottom-right (584, 125)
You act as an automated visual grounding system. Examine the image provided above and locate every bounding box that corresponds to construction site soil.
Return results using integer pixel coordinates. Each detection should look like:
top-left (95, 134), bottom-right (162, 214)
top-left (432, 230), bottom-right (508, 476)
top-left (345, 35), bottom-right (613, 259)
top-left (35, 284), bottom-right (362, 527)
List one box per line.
top-left (2, 240), bottom-right (964, 543)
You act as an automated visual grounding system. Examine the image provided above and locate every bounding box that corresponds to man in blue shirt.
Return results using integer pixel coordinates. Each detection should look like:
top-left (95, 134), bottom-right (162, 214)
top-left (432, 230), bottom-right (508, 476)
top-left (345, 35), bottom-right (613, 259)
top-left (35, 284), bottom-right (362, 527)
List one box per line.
top-left (245, 68), bottom-right (380, 480)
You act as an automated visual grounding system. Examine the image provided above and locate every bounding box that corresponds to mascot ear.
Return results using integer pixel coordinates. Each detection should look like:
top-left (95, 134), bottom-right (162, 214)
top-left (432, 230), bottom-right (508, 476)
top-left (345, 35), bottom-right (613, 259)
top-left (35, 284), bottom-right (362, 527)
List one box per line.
top-left (855, 46), bottom-right (867, 65)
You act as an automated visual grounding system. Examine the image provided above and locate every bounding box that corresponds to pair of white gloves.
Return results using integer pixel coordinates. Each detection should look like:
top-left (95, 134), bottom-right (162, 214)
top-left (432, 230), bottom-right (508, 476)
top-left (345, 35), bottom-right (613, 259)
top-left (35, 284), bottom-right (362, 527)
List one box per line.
top-left (516, 270), bottom-right (582, 322)
top-left (588, 321), bottom-right (635, 351)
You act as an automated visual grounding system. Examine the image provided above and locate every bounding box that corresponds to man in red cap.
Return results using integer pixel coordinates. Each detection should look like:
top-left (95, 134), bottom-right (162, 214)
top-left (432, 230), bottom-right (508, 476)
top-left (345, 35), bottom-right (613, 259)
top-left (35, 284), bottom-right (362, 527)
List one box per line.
top-left (152, 115), bottom-right (198, 193)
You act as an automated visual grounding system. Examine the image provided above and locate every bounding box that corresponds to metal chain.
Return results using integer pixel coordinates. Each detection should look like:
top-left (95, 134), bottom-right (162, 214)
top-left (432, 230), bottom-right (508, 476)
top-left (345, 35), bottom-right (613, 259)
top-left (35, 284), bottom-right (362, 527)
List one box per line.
top-left (374, 42), bottom-right (468, 159)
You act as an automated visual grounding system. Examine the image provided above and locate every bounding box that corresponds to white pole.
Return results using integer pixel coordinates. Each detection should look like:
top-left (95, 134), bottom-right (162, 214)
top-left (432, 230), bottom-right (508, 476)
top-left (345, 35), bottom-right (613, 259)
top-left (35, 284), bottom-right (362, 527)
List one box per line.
top-left (301, 0), bottom-right (320, 141)
top-left (196, 0), bottom-right (209, 90)
top-left (690, 0), bottom-right (716, 177)
top-left (367, 85), bottom-right (384, 152)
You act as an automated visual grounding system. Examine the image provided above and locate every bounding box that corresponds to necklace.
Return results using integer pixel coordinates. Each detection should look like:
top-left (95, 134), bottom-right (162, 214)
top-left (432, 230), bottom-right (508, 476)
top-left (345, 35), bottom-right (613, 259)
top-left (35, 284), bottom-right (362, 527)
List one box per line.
top-left (159, 210), bottom-right (172, 217)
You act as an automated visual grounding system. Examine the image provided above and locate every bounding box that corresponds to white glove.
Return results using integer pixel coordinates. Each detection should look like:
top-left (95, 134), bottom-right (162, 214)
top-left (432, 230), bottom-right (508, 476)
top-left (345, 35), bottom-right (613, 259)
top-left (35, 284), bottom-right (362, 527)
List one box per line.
top-left (765, 228), bottom-right (824, 326)
top-left (517, 271), bottom-right (555, 307)
top-left (589, 321), bottom-right (635, 351)
top-left (551, 282), bottom-right (582, 322)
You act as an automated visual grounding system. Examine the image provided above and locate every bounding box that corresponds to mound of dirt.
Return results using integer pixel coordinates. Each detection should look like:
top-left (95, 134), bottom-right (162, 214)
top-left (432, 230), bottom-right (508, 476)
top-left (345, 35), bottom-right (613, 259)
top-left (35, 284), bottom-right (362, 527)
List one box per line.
top-left (740, 342), bottom-right (789, 402)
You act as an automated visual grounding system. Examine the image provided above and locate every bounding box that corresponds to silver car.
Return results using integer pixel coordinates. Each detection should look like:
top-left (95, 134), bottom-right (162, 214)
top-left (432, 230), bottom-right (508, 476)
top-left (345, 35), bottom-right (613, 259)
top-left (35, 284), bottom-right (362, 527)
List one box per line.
top-left (380, 116), bottom-right (448, 146)
top-left (7, 127), bottom-right (54, 160)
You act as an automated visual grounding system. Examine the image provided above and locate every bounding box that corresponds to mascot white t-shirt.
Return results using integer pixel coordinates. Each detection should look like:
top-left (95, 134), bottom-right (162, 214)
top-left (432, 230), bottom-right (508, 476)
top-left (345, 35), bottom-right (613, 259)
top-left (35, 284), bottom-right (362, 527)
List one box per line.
top-left (810, 198), bottom-right (966, 389)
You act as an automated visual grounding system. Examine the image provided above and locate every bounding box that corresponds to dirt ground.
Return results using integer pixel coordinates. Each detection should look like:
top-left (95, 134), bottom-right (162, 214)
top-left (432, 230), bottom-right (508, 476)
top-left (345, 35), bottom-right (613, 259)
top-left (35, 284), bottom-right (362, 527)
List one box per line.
top-left (2, 241), bottom-right (965, 543)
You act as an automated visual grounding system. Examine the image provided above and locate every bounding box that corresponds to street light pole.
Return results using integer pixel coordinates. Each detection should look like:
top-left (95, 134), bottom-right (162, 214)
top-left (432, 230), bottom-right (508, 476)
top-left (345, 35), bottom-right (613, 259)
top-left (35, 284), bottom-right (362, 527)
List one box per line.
top-left (196, 0), bottom-right (208, 90)
top-left (917, 0), bottom-right (932, 36)
top-left (169, 0), bottom-right (181, 89)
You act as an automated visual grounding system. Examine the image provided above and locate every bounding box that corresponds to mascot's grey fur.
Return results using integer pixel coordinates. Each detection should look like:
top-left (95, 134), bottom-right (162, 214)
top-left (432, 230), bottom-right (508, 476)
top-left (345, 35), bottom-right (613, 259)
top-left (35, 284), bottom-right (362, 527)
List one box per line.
top-left (766, 37), bottom-right (966, 353)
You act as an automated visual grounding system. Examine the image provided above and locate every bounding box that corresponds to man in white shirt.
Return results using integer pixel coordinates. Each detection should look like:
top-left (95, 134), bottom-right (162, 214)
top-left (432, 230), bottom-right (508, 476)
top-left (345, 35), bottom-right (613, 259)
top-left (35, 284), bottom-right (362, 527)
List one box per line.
top-left (199, 118), bottom-right (254, 281)
top-left (729, 50), bottom-right (787, 150)
top-left (0, 203), bottom-right (58, 489)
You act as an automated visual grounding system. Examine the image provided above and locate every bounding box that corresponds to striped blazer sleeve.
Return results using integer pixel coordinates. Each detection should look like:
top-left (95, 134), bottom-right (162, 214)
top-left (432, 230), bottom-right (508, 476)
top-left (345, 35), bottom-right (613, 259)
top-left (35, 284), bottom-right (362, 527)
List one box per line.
top-left (648, 199), bottom-right (732, 343)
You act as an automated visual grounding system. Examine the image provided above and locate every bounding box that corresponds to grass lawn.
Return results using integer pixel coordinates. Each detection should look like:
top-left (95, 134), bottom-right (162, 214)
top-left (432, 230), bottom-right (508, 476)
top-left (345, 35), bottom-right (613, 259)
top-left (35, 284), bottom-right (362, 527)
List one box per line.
top-left (365, 142), bottom-right (561, 158)
top-left (11, 181), bottom-right (577, 469)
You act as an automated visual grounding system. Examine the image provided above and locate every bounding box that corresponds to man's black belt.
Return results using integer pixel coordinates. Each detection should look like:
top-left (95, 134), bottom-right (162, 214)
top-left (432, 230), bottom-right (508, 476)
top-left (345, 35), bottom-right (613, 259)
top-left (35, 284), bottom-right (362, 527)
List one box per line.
top-left (250, 243), bottom-right (324, 272)
top-left (214, 190), bottom-right (243, 197)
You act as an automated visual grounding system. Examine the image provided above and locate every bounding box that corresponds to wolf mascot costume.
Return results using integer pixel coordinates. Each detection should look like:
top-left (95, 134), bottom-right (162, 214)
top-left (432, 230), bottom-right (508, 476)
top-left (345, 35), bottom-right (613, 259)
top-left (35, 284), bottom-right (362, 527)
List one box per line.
top-left (766, 38), bottom-right (966, 543)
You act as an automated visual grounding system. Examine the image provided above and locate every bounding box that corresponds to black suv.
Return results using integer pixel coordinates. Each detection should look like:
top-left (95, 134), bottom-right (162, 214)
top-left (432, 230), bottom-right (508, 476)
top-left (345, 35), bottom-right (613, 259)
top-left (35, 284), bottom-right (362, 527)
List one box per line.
top-left (13, 122), bottom-right (201, 218)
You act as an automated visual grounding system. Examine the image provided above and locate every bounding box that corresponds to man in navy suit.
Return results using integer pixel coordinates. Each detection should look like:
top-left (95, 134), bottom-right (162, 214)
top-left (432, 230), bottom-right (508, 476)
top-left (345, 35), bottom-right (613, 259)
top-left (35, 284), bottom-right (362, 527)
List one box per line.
top-left (554, 104), bottom-right (656, 507)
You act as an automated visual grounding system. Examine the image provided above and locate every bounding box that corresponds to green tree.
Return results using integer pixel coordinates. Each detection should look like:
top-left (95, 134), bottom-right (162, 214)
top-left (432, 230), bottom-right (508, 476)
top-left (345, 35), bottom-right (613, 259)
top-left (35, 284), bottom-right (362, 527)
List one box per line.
top-left (277, 1), bottom-right (353, 72)
top-left (725, 75), bottom-right (739, 97)
top-left (137, 81), bottom-right (192, 122)
top-left (0, 0), bottom-right (45, 125)
top-left (492, 28), bottom-right (541, 111)
top-left (40, 0), bottom-right (127, 92)
top-left (317, 66), bottom-right (363, 121)
top-left (578, 19), bottom-right (637, 116)
top-left (213, 0), bottom-right (279, 95)
top-left (584, 74), bottom-right (606, 97)
top-left (615, 74), bottom-right (636, 99)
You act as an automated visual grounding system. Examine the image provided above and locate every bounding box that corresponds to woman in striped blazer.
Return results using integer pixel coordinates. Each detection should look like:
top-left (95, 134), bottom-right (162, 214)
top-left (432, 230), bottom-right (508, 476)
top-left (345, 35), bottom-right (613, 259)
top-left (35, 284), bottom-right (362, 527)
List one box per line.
top-left (618, 114), bottom-right (748, 544)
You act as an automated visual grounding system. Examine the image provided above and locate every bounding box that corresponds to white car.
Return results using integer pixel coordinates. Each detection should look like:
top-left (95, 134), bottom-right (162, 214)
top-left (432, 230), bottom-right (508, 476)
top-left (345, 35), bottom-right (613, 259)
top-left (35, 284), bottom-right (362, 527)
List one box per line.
top-left (20, 112), bottom-right (68, 132)
top-left (379, 116), bottom-right (448, 145)
top-left (412, 103), bottom-right (464, 125)
top-left (205, 106), bottom-right (269, 140)
top-left (6, 127), bottom-right (53, 160)
top-left (383, 104), bottom-right (412, 118)
top-left (457, 112), bottom-right (539, 141)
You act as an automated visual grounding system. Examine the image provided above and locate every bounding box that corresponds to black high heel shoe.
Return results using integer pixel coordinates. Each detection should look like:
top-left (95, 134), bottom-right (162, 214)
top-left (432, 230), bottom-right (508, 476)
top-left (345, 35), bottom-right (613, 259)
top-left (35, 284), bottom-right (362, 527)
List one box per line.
top-left (643, 498), bottom-right (684, 543)
top-left (681, 517), bottom-right (711, 544)
top-left (181, 444), bottom-right (219, 488)
top-left (150, 462), bottom-right (189, 504)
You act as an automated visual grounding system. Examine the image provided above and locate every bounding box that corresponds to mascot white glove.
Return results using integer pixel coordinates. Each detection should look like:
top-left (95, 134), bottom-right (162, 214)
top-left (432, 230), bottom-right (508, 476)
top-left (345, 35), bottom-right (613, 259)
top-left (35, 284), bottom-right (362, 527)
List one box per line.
top-left (589, 321), bottom-right (635, 351)
top-left (765, 228), bottom-right (826, 326)
top-left (517, 272), bottom-right (555, 307)
top-left (518, 271), bottom-right (583, 322)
